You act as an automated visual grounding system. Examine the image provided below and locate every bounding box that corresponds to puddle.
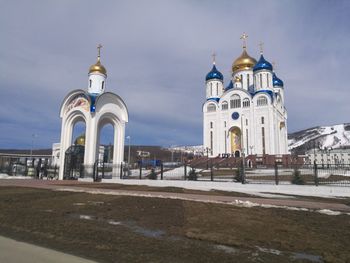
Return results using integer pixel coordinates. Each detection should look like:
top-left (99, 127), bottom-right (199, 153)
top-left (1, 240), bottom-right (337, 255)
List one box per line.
top-left (256, 246), bottom-right (282, 255)
top-left (291, 252), bottom-right (323, 262)
top-left (214, 244), bottom-right (237, 254)
top-left (73, 203), bottom-right (86, 206)
top-left (108, 220), bottom-right (121, 225)
top-left (120, 221), bottom-right (165, 238)
top-left (79, 215), bottom-right (94, 220)
top-left (88, 201), bottom-right (105, 205)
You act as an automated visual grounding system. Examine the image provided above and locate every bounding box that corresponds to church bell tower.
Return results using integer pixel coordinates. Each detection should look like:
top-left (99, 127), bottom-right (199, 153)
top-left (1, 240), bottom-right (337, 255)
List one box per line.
top-left (88, 44), bottom-right (107, 95)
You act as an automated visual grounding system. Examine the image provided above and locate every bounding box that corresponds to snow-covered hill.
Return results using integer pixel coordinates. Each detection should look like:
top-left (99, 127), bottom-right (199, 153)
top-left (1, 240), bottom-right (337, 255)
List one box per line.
top-left (288, 123), bottom-right (350, 152)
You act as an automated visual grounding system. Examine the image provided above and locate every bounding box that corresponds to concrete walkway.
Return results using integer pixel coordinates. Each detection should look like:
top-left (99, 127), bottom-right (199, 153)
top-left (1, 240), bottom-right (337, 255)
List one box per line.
top-left (0, 236), bottom-right (96, 263)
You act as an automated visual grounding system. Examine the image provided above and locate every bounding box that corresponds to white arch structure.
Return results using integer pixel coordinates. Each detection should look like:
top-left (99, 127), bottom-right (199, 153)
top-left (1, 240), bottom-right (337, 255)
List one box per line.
top-left (58, 90), bottom-right (128, 180)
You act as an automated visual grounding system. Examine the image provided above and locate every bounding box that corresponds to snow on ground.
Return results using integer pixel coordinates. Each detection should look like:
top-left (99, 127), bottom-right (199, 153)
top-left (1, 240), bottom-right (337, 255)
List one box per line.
top-left (100, 178), bottom-right (350, 198)
top-left (0, 174), bottom-right (31, 180)
top-left (56, 186), bottom-right (350, 216)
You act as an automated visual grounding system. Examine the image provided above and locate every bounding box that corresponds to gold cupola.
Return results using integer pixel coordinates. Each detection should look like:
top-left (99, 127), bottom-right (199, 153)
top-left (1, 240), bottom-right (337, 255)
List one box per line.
top-left (232, 33), bottom-right (257, 73)
top-left (74, 134), bottom-right (85, 146)
top-left (89, 44), bottom-right (107, 76)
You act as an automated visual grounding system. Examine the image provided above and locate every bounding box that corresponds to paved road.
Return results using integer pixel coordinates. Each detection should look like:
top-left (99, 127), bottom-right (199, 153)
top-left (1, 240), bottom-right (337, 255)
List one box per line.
top-left (0, 236), bottom-right (96, 263)
top-left (1, 179), bottom-right (350, 212)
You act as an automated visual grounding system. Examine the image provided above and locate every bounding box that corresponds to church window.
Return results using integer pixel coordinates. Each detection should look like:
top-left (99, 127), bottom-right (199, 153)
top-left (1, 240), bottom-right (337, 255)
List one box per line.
top-left (247, 75), bottom-right (250, 87)
top-left (230, 94), bottom-right (241, 108)
top-left (102, 81), bottom-right (105, 90)
top-left (261, 116), bottom-right (264, 124)
top-left (210, 122), bottom-right (213, 128)
top-left (224, 121), bottom-right (226, 127)
top-left (89, 80), bottom-right (92, 88)
top-left (210, 131), bottom-right (213, 154)
top-left (221, 101), bottom-right (228, 110)
top-left (207, 104), bottom-right (216, 112)
top-left (216, 83), bottom-right (218, 95)
top-left (246, 119), bottom-right (248, 125)
top-left (267, 74), bottom-right (270, 88)
top-left (257, 96), bottom-right (268, 106)
top-left (243, 98), bottom-right (250, 108)
top-left (210, 83), bottom-right (213, 96)
top-left (259, 74), bottom-right (262, 88)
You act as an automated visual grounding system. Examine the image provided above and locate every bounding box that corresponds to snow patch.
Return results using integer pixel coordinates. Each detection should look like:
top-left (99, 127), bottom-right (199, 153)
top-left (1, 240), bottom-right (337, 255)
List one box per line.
top-left (317, 209), bottom-right (342, 216)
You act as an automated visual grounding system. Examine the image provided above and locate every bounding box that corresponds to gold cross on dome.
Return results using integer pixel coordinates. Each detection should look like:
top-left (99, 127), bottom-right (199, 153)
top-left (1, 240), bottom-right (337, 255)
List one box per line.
top-left (259, 41), bottom-right (264, 54)
top-left (240, 32), bottom-right (248, 48)
top-left (97, 44), bottom-right (102, 58)
top-left (212, 52), bottom-right (216, 65)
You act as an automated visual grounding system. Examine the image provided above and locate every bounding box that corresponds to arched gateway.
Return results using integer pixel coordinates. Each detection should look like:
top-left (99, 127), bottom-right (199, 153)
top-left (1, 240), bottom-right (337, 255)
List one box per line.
top-left (58, 46), bottom-right (128, 180)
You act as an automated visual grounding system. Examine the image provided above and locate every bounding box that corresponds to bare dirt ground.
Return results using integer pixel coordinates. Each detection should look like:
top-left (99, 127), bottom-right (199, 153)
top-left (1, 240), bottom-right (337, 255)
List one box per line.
top-left (0, 180), bottom-right (350, 262)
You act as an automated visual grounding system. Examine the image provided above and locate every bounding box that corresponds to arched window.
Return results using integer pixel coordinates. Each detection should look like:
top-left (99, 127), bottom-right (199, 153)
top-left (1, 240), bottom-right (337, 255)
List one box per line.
top-left (210, 122), bottom-right (213, 128)
top-left (243, 98), bottom-right (250, 108)
top-left (230, 94), bottom-right (241, 109)
top-left (102, 81), bottom-right (105, 90)
top-left (257, 96), bottom-right (268, 106)
top-left (261, 116), bottom-right (265, 124)
top-left (216, 84), bottom-right (218, 95)
top-left (89, 79), bottom-right (92, 88)
top-left (259, 74), bottom-right (262, 88)
top-left (207, 103), bottom-right (216, 112)
top-left (221, 101), bottom-right (228, 110)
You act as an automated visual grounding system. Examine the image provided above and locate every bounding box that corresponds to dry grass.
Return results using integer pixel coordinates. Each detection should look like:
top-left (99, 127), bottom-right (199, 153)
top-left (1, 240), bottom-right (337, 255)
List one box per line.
top-left (0, 186), bottom-right (349, 262)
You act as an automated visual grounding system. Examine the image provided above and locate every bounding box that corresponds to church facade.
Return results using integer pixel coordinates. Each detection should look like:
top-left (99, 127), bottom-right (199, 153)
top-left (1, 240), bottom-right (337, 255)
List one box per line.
top-left (57, 46), bottom-right (128, 180)
top-left (203, 36), bottom-right (288, 158)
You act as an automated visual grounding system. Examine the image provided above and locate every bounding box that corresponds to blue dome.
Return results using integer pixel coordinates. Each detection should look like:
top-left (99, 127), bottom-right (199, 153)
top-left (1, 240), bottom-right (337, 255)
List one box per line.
top-left (206, 64), bottom-right (223, 81)
top-left (273, 73), bottom-right (284, 87)
top-left (225, 80), bottom-right (233, 90)
top-left (253, 55), bottom-right (273, 72)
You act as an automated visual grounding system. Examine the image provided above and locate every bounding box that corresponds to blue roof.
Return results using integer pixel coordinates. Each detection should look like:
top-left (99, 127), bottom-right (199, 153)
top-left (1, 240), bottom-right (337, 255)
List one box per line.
top-left (207, 97), bottom-right (220, 102)
top-left (253, 55), bottom-right (273, 72)
top-left (225, 80), bottom-right (233, 91)
top-left (89, 94), bottom-right (97, 112)
top-left (273, 72), bottom-right (284, 87)
top-left (206, 64), bottom-right (223, 81)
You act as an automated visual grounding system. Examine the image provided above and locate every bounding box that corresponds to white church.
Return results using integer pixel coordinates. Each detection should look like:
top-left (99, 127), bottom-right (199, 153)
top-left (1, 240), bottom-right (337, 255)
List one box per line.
top-left (203, 34), bottom-right (288, 158)
top-left (53, 45), bottom-right (128, 180)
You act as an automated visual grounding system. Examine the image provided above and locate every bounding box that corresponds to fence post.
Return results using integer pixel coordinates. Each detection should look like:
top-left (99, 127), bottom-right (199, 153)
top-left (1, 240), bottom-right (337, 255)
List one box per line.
top-left (210, 160), bottom-right (213, 181)
top-left (161, 163), bottom-right (163, 180)
top-left (274, 162), bottom-right (279, 185)
top-left (184, 162), bottom-right (187, 180)
top-left (139, 163), bottom-right (142, 180)
top-left (241, 158), bottom-right (246, 184)
top-left (93, 161), bottom-right (96, 181)
top-left (120, 162), bottom-right (123, 179)
top-left (314, 161), bottom-right (318, 186)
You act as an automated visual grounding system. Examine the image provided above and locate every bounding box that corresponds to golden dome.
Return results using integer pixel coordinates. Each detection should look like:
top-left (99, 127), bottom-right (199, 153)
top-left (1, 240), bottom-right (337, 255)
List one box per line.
top-left (74, 134), bottom-right (85, 146)
top-left (232, 49), bottom-right (257, 73)
top-left (89, 58), bottom-right (107, 75)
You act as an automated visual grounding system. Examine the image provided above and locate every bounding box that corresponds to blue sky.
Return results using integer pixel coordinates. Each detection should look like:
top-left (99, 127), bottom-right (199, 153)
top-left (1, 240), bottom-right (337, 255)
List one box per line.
top-left (0, 0), bottom-right (350, 149)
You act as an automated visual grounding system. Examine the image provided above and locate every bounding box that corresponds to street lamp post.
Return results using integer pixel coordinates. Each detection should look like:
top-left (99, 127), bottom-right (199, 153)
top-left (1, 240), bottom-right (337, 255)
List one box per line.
top-left (205, 147), bottom-right (210, 170)
top-left (241, 115), bottom-right (245, 184)
top-left (126, 136), bottom-right (131, 167)
top-left (30, 134), bottom-right (38, 165)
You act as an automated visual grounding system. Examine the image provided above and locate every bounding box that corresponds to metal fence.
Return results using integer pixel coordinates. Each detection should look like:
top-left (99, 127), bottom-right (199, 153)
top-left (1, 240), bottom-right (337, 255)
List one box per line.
top-left (0, 161), bottom-right (59, 180)
top-left (1, 158), bottom-right (349, 186)
top-left (115, 161), bottom-right (350, 186)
